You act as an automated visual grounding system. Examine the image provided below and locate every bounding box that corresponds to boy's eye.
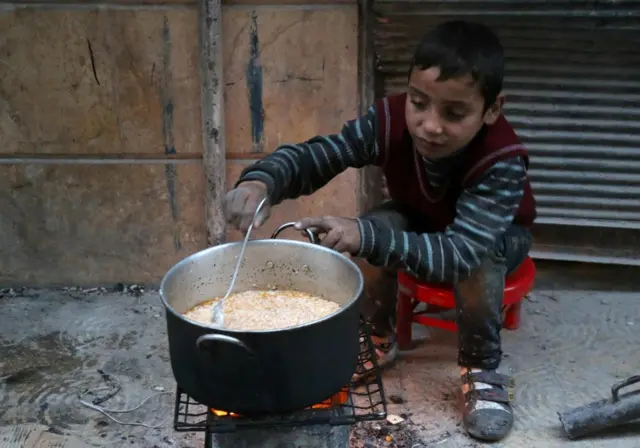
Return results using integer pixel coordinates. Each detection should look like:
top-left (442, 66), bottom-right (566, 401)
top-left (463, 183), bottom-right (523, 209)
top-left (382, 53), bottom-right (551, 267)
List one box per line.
top-left (411, 98), bottom-right (427, 110)
top-left (445, 109), bottom-right (466, 121)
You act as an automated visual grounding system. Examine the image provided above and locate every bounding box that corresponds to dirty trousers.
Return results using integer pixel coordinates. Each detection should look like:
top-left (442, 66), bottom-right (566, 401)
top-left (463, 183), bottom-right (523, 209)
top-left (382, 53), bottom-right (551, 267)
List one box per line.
top-left (359, 201), bottom-right (533, 370)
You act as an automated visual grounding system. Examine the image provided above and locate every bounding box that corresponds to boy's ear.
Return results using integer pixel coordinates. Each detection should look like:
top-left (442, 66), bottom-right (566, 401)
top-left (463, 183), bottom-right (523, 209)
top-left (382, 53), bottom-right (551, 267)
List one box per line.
top-left (483, 92), bottom-right (504, 125)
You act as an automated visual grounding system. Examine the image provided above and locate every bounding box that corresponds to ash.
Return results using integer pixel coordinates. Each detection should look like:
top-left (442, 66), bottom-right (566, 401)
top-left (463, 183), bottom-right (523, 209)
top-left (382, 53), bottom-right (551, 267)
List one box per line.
top-left (349, 420), bottom-right (419, 448)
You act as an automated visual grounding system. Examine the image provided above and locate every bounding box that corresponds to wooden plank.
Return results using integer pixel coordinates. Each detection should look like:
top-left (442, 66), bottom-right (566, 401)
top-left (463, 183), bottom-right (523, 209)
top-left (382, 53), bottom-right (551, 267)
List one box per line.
top-left (356, 0), bottom-right (384, 215)
top-left (0, 164), bottom-right (206, 286)
top-left (1, 0), bottom-right (355, 6)
top-left (226, 152), bottom-right (263, 160)
top-left (224, 0), bottom-right (356, 4)
top-left (200, 0), bottom-right (227, 247)
top-left (0, 154), bottom-right (201, 163)
top-left (0, 10), bottom-right (202, 156)
top-left (222, 5), bottom-right (359, 238)
top-left (223, 7), bottom-right (358, 155)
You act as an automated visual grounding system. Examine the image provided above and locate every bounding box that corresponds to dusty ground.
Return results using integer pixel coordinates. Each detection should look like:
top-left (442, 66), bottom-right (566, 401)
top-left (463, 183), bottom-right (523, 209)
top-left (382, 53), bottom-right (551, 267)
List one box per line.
top-left (1, 263), bottom-right (639, 447)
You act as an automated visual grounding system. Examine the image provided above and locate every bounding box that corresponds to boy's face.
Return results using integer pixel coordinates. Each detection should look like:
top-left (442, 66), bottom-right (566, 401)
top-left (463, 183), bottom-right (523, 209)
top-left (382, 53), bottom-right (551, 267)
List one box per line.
top-left (405, 67), bottom-right (503, 159)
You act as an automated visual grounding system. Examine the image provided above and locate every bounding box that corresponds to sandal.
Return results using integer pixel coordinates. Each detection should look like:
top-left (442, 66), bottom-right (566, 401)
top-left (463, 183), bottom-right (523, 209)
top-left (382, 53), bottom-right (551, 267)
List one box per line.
top-left (460, 367), bottom-right (515, 442)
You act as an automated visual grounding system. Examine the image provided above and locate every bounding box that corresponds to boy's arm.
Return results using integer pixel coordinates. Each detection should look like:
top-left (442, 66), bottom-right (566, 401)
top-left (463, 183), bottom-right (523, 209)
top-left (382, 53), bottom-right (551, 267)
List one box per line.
top-left (357, 156), bottom-right (527, 283)
top-left (236, 106), bottom-right (379, 206)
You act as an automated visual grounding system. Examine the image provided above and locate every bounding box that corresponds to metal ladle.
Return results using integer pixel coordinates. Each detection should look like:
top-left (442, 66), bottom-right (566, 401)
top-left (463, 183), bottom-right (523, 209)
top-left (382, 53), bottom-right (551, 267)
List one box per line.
top-left (210, 197), bottom-right (268, 327)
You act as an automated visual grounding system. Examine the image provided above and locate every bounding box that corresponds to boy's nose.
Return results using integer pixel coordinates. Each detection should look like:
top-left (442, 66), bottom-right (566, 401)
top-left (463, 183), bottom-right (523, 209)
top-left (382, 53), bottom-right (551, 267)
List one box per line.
top-left (423, 117), bottom-right (443, 136)
top-left (420, 107), bottom-right (444, 135)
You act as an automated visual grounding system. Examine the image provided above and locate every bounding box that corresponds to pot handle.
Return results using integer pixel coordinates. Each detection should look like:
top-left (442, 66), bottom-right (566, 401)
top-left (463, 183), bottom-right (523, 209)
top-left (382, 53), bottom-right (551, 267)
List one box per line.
top-left (195, 334), bottom-right (254, 354)
top-left (271, 222), bottom-right (319, 245)
top-left (611, 375), bottom-right (640, 402)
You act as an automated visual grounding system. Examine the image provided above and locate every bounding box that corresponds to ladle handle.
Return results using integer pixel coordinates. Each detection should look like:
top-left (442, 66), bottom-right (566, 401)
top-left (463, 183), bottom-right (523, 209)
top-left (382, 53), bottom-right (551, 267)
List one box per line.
top-left (271, 222), bottom-right (319, 245)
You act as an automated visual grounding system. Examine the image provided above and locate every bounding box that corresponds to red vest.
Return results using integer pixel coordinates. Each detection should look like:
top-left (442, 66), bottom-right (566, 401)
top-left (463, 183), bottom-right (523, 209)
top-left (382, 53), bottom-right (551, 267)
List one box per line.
top-left (374, 93), bottom-right (536, 232)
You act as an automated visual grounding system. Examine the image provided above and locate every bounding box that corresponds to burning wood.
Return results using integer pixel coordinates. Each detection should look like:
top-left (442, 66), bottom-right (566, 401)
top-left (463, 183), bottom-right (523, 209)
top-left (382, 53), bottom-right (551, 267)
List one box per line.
top-left (210, 389), bottom-right (349, 417)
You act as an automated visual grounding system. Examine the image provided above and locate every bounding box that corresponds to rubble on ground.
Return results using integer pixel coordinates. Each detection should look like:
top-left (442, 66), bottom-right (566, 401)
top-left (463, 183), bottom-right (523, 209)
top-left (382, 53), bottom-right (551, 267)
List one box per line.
top-left (349, 419), bottom-right (420, 448)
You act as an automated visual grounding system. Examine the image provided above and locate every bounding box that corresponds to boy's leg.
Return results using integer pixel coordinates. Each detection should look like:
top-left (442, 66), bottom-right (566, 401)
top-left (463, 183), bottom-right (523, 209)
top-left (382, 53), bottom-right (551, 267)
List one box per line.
top-left (454, 224), bottom-right (532, 442)
top-left (358, 201), bottom-right (409, 335)
top-left (353, 201), bottom-right (408, 379)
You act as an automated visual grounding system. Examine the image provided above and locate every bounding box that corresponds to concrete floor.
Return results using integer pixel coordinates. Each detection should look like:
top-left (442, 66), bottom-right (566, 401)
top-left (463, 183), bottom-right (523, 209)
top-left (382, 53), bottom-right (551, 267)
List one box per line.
top-left (1, 263), bottom-right (639, 447)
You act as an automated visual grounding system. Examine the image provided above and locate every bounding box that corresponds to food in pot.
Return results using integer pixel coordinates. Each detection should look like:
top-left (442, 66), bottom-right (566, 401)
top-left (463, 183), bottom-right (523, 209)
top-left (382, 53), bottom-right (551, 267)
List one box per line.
top-left (182, 290), bottom-right (340, 331)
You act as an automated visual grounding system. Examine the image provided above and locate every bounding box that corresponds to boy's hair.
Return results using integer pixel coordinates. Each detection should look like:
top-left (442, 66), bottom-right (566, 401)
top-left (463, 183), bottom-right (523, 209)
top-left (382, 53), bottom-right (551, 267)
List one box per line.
top-left (410, 20), bottom-right (504, 109)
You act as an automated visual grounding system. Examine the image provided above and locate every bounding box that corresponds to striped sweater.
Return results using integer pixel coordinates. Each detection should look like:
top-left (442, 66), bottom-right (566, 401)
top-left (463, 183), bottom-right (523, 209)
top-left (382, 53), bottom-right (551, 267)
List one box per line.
top-left (237, 106), bottom-right (527, 284)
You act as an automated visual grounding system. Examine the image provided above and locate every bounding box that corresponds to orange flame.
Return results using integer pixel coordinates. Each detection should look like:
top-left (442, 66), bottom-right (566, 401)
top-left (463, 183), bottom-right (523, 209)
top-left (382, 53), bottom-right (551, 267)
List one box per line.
top-left (210, 389), bottom-right (348, 417)
top-left (211, 409), bottom-right (239, 417)
top-left (310, 389), bottom-right (348, 409)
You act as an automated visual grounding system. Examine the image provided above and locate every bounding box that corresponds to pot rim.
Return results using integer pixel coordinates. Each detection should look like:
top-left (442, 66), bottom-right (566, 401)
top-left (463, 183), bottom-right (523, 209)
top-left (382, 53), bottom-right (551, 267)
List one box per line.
top-left (159, 239), bottom-right (365, 334)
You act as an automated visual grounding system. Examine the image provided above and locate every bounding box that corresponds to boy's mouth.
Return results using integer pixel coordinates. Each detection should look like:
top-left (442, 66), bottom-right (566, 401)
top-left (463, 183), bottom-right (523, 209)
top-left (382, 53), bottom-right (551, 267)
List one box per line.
top-left (416, 138), bottom-right (446, 152)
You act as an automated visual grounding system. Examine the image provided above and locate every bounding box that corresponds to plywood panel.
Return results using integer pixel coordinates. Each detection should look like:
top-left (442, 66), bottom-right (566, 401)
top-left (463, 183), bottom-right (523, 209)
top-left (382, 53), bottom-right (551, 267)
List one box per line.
top-left (225, 161), bottom-right (358, 242)
top-left (0, 163), bottom-right (206, 286)
top-left (223, 6), bottom-right (358, 155)
top-left (0, 10), bottom-right (201, 156)
top-left (3, 0), bottom-right (355, 5)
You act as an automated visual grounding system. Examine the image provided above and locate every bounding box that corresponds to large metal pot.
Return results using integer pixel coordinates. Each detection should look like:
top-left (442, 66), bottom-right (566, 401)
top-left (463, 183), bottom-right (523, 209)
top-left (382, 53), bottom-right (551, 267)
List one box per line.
top-left (159, 223), bottom-right (364, 414)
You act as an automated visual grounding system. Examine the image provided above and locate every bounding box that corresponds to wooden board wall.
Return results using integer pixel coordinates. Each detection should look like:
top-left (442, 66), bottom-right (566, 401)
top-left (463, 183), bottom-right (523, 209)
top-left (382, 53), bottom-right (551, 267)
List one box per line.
top-left (223, 6), bottom-right (359, 241)
top-left (0, 3), bottom-right (358, 286)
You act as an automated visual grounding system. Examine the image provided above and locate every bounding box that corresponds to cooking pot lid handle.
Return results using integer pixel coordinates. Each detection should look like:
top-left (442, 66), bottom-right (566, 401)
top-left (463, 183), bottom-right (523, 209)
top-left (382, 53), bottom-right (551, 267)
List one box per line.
top-left (270, 222), bottom-right (319, 244)
top-left (195, 334), bottom-right (254, 354)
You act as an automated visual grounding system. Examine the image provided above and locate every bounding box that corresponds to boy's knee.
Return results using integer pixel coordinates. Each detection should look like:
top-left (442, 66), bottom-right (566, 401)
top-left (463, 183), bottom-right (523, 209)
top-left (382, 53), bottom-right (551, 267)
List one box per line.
top-left (489, 226), bottom-right (533, 272)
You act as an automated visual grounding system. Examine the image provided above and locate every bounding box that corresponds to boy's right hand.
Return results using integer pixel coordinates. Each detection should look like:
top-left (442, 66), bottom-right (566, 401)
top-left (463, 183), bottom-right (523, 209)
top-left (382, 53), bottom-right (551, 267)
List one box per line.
top-left (224, 181), bottom-right (271, 232)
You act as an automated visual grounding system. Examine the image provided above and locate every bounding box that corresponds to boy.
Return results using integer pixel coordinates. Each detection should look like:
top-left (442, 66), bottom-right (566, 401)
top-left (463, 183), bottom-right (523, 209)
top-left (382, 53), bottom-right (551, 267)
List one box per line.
top-left (224, 20), bottom-right (535, 442)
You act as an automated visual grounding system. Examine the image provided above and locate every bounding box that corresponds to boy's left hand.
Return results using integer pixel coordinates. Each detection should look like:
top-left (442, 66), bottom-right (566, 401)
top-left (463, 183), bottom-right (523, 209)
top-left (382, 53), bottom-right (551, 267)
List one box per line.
top-left (294, 216), bottom-right (361, 255)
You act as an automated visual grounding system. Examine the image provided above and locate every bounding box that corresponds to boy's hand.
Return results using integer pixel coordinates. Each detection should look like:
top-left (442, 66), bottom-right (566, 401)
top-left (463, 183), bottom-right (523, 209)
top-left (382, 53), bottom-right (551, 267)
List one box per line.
top-left (224, 181), bottom-right (271, 232)
top-left (294, 216), bottom-right (361, 255)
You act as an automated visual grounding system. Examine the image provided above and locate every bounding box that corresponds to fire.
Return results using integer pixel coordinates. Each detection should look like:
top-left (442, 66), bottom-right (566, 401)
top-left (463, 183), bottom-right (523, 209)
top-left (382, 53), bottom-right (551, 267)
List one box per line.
top-left (310, 389), bottom-right (348, 409)
top-left (210, 389), bottom-right (348, 417)
top-left (211, 409), bottom-right (239, 417)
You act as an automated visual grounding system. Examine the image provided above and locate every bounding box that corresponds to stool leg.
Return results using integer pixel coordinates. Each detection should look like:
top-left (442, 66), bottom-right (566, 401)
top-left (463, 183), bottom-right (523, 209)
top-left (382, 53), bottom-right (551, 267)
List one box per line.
top-left (503, 302), bottom-right (522, 330)
top-left (396, 287), bottom-right (413, 350)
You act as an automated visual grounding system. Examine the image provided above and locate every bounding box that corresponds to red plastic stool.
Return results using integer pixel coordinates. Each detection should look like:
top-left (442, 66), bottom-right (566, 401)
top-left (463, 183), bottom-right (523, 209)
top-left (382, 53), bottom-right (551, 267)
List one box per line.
top-left (396, 256), bottom-right (536, 350)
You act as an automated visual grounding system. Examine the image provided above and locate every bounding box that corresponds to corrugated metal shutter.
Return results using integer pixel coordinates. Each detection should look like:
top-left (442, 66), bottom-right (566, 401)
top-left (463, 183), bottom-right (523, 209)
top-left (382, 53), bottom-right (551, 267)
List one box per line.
top-left (372, 0), bottom-right (640, 265)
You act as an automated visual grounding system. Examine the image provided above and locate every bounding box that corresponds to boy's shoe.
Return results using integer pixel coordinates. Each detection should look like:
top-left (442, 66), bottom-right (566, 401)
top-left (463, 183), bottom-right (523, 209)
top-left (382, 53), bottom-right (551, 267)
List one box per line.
top-left (352, 333), bottom-right (398, 383)
top-left (460, 367), bottom-right (515, 442)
